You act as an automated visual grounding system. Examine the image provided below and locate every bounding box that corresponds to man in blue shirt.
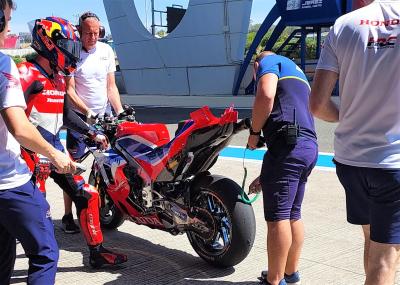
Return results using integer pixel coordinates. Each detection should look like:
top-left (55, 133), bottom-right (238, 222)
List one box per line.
top-left (248, 51), bottom-right (318, 285)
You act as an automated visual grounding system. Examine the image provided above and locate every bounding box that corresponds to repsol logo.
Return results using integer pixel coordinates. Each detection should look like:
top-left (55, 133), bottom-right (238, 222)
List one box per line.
top-left (367, 36), bottom-right (397, 49)
top-left (42, 89), bottom-right (65, 96)
top-left (360, 19), bottom-right (400, 26)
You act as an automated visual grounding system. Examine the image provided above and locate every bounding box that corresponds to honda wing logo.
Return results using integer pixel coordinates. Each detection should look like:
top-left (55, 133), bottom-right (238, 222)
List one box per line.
top-left (1, 72), bottom-right (20, 88)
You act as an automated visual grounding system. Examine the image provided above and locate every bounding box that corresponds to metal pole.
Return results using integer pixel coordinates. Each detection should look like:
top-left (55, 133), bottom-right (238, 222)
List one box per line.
top-left (316, 26), bottom-right (321, 58)
top-left (300, 27), bottom-right (306, 71)
top-left (151, 0), bottom-right (155, 35)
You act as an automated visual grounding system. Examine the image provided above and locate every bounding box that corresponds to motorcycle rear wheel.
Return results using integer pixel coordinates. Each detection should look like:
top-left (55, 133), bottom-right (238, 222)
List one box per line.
top-left (88, 170), bottom-right (125, 230)
top-left (187, 175), bottom-right (256, 267)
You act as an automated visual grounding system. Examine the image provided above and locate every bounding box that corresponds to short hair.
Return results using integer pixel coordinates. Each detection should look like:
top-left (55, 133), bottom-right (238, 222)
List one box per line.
top-left (0, 0), bottom-right (15, 10)
top-left (255, 51), bottom-right (275, 63)
top-left (78, 11), bottom-right (100, 26)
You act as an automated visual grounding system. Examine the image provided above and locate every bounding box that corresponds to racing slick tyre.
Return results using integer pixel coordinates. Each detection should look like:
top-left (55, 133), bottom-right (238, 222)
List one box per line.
top-left (187, 174), bottom-right (256, 267)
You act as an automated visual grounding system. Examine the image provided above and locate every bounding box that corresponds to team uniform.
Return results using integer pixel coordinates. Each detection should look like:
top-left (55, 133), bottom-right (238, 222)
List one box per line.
top-left (258, 55), bottom-right (318, 221)
top-left (317, 0), bottom-right (400, 243)
top-left (0, 54), bottom-right (58, 284)
top-left (67, 41), bottom-right (116, 159)
top-left (18, 60), bottom-right (104, 247)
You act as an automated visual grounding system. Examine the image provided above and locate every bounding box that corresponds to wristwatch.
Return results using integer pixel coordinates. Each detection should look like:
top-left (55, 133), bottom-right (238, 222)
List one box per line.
top-left (249, 126), bottom-right (261, 136)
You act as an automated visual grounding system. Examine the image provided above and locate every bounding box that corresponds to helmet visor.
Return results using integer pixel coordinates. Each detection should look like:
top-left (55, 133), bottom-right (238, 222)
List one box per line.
top-left (56, 39), bottom-right (81, 62)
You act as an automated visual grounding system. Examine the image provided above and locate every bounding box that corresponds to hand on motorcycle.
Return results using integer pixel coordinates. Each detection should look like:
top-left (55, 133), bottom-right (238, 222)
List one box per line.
top-left (49, 149), bottom-right (76, 174)
top-left (117, 104), bottom-right (136, 120)
top-left (87, 128), bottom-right (109, 150)
top-left (86, 109), bottom-right (98, 125)
top-left (93, 133), bottom-right (109, 150)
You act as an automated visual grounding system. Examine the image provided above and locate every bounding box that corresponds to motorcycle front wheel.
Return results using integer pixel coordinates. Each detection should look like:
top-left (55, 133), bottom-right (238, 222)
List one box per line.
top-left (88, 170), bottom-right (125, 230)
top-left (187, 175), bottom-right (256, 267)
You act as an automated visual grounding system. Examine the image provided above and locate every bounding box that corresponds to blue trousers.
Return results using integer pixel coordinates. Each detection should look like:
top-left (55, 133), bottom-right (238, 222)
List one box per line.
top-left (336, 160), bottom-right (400, 243)
top-left (0, 180), bottom-right (59, 284)
top-left (260, 138), bottom-right (318, 221)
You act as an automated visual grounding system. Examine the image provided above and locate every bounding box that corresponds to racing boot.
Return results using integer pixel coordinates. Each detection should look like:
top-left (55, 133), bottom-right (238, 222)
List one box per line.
top-left (89, 244), bottom-right (128, 268)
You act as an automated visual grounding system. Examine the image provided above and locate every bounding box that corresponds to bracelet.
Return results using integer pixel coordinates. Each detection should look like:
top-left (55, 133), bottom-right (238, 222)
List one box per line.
top-left (249, 127), bottom-right (261, 136)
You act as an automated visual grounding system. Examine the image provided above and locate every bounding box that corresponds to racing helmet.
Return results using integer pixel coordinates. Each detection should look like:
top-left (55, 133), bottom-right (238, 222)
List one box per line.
top-left (30, 17), bottom-right (81, 75)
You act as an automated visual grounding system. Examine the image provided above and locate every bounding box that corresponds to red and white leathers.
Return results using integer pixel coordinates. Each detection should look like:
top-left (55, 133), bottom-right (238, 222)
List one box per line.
top-left (17, 61), bottom-right (103, 246)
top-left (18, 61), bottom-right (64, 136)
top-left (20, 148), bottom-right (51, 193)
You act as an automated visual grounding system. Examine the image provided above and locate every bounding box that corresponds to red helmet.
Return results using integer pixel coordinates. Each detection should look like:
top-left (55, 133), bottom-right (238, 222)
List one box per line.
top-left (30, 17), bottom-right (81, 75)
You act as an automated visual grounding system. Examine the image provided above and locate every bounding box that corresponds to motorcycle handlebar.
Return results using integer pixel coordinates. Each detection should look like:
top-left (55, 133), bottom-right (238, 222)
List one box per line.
top-left (46, 158), bottom-right (87, 175)
top-left (73, 162), bottom-right (87, 176)
top-left (233, 118), bottom-right (251, 134)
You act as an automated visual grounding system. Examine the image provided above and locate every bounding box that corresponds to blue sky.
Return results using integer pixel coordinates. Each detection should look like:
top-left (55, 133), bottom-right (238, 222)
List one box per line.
top-left (11, 0), bottom-right (274, 35)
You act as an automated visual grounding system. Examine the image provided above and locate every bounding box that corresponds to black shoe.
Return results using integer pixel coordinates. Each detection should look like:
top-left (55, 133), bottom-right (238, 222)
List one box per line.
top-left (89, 244), bottom-right (128, 269)
top-left (258, 271), bottom-right (287, 285)
top-left (61, 213), bottom-right (80, 234)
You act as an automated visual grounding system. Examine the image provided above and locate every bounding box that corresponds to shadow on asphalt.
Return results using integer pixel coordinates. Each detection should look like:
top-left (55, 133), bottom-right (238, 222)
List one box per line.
top-left (12, 219), bottom-right (258, 285)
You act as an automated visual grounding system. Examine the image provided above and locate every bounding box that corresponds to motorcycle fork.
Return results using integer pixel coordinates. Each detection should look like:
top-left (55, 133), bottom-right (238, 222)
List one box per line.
top-left (93, 170), bottom-right (105, 208)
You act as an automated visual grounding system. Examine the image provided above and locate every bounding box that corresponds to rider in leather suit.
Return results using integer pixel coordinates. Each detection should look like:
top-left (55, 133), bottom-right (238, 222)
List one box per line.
top-left (19, 17), bottom-right (127, 268)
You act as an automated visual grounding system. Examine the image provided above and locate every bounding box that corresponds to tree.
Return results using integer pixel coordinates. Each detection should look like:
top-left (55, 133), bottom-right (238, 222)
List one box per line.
top-left (246, 24), bottom-right (320, 60)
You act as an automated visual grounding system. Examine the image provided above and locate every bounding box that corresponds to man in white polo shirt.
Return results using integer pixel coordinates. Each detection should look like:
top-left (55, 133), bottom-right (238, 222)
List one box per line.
top-left (310, 1), bottom-right (400, 284)
top-left (66, 11), bottom-right (124, 160)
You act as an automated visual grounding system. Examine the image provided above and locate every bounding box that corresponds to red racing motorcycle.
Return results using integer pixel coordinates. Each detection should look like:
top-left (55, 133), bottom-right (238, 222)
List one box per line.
top-left (83, 106), bottom-right (256, 267)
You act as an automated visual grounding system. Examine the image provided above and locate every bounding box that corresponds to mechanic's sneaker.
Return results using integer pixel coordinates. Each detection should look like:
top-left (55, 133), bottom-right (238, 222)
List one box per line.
top-left (258, 271), bottom-right (287, 285)
top-left (260, 270), bottom-right (300, 284)
top-left (89, 244), bottom-right (128, 268)
top-left (61, 213), bottom-right (80, 234)
top-left (284, 271), bottom-right (301, 285)
top-left (258, 278), bottom-right (286, 285)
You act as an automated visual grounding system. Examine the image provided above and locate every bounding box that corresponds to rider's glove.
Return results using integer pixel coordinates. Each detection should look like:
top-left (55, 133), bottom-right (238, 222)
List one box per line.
top-left (117, 110), bottom-right (127, 120)
top-left (88, 129), bottom-right (109, 150)
top-left (117, 104), bottom-right (136, 120)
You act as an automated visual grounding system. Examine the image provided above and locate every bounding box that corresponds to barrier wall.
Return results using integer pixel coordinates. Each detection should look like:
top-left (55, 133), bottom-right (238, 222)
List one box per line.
top-left (103, 0), bottom-right (253, 96)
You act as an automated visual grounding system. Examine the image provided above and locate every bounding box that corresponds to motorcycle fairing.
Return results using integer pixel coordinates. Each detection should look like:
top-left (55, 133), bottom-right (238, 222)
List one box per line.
top-left (116, 122), bottom-right (170, 146)
top-left (93, 148), bottom-right (126, 186)
top-left (92, 106), bottom-right (239, 226)
top-left (115, 106), bottom-right (238, 181)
